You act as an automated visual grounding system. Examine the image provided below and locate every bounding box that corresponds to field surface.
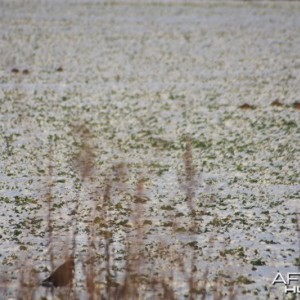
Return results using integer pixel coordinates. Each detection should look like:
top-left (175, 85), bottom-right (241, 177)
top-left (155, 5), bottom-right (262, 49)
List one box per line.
top-left (0, 0), bottom-right (300, 299)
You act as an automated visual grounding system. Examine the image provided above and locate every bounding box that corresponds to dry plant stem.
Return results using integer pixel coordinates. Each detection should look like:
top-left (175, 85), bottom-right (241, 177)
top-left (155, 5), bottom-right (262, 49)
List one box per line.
top-left (133, 179), bottom-right (146, 274)
top-left (68, 180), bottom-right (80, 296)
top-left (84, 231), bottom-right (97, 300)
top-left (162, 270), bottom-right (176, 300)
top-left (71, 124), bottom-right (96, 294)
top-left (81, 211), bottom-right (96, 299)
top-left (296, 210), bottom-right (300, 273)
top-left (84, 186), bottom-right (103, 300)
top-left (182, 137), bottom-right (201, 299)
top-left (103, 182), bottom-right (112, 299)
top-left (200, 268), bottom-right (209, 300)
top-left (117, 179), bottom-right (146, 300)
top-left (188, 265), bottom-right (197, 300)
top-left (17, 267), bottom-right (38, 300)
top-left (72, 124), bottom-right (95, 181)
top-left (182, 137), bottom-right (196, 202)
top-left (213, 279), bottom-right (223, 300)
top-left (228, 280), bottom-right (236, 300)
top-left (0, 277), bottom-right (9, 298)
top-left (46, 147), bottom-right (55, 298)
top-left (71, 184), bottom-right (80, 255)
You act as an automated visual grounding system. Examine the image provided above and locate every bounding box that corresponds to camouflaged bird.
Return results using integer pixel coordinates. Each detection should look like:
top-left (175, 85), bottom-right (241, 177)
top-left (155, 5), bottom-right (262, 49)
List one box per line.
top-left (42, 257), bottom-right (74, 288)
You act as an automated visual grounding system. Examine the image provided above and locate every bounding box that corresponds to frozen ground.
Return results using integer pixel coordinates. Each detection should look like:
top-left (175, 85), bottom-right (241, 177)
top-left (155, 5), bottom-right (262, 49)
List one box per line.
top-left (0, 0), bottom-right (300, 299)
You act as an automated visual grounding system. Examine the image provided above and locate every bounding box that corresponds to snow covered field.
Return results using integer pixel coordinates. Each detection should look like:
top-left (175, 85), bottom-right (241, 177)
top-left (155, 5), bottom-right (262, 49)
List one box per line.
top-left (0, 0), bottom-right (300, 299)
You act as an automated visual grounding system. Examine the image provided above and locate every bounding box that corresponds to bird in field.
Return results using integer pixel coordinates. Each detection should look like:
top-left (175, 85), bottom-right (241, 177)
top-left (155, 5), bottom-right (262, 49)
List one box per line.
top-left (41, 257), bottom-right (74, 288)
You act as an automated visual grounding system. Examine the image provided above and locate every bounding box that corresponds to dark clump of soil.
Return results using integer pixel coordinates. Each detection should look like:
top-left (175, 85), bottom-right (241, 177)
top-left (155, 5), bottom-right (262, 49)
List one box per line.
top-left (271, 99), bottom-right (283, 107)
top-left (239, 103), bottom-right (255, 110)
top-left (22, 69), bottom-right (30, 75)
top-left (11, 68), bottom-right (19, 73)
top-left (293, 102), bottom-right (300, 110)
top-left (56, 67), bottom-right (64, 72)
